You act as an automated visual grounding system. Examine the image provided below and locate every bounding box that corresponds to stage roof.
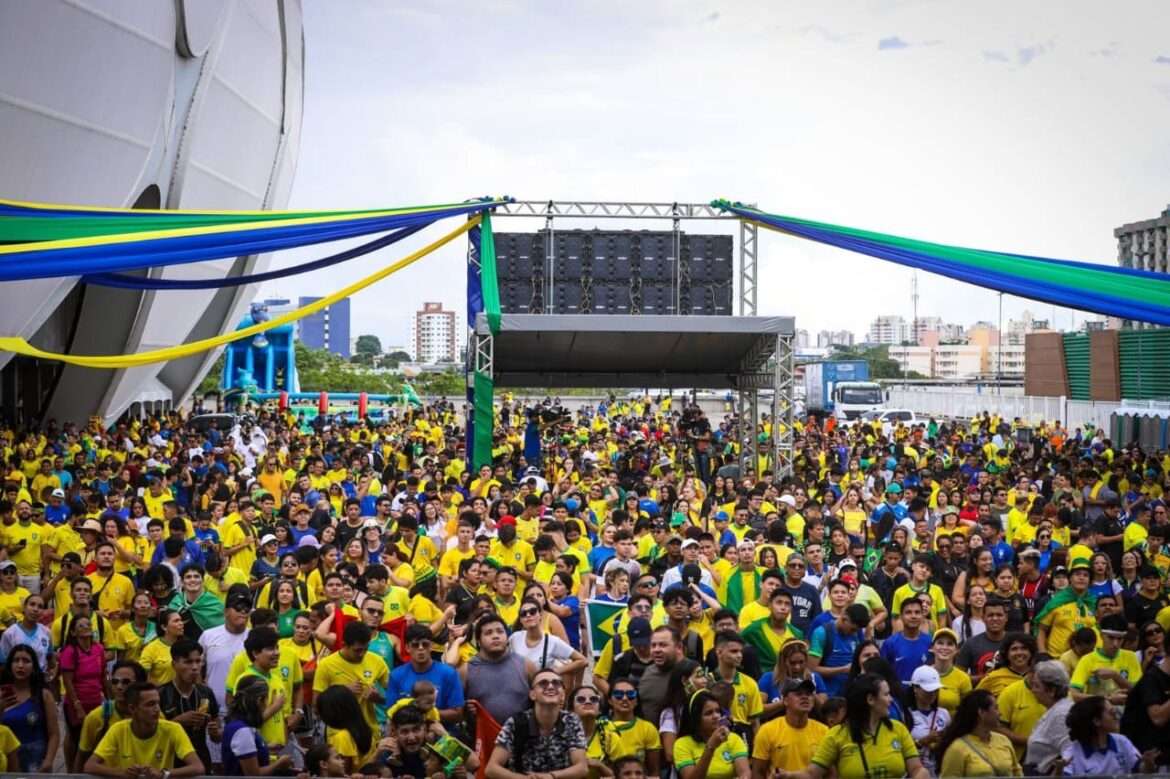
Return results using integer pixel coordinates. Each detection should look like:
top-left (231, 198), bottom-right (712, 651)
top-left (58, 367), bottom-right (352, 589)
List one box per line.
top-left (476, 313), bottom-right (794, 389)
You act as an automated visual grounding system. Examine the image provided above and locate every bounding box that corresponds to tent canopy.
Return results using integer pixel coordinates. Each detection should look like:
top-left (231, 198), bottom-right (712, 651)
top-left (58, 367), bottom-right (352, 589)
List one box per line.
top-left (478, 313), bottom-right (793, 389)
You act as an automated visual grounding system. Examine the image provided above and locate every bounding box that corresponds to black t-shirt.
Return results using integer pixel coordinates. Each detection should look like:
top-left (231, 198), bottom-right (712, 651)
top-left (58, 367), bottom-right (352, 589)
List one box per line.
top-left (159, 681), bottom-right (219, 767)
top-left (1094, 514), bottom-right (1124, 571)
top-left (1125, 592), bottom-right (1169, 629)
top-left (1121, 663), bottom-right (1170, 759)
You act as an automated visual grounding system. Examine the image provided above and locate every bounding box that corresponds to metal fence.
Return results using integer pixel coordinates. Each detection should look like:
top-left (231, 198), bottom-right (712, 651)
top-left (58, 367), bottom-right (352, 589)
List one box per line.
top-left (885, 387), bottom-right (1120, 430)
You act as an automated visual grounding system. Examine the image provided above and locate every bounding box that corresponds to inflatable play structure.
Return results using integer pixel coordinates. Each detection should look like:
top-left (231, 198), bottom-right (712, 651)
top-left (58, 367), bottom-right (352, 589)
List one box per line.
top-left (222, 304), bottom-right (298, 394)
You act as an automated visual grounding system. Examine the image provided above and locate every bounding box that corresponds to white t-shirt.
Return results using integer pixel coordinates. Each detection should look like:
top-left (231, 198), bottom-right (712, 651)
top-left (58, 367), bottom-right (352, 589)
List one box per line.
top-left (508, 631), bottom-right (575, 671)
top-left (199, 625), bottom-right (248, 708)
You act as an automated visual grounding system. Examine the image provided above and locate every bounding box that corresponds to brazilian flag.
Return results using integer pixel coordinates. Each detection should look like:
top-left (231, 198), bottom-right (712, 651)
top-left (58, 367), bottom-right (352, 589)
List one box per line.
top-left (584, 600), bottom-right (628, 659)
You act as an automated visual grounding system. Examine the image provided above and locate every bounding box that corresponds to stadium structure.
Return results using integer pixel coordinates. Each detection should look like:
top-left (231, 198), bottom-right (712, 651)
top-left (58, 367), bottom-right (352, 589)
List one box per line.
top-left (0, 0), bottom-right (304, 425)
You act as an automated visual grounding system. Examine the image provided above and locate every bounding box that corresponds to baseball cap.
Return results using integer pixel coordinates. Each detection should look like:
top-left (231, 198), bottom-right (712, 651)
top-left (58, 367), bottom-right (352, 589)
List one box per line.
top-left (886, 483), bottom-right (903, 495)
top-left (259, 534), bottom-right (277, 547)
top-left (666, 535), bottom-right (683, 545)
top-left (51, 488), bottom-right (65, 499)
top-left (932, 628), bottom-right (960, 645)
top-left (1018, 548), bottom-right (1041, 559)
top-left (1099, 614), bottom-right (1128, 637)
top-left (778, 495), bottom-right (797, 508)
top-left (497, 515), bottom-right (517, 527)
top-left (781, 678), bottom-right (816, 695)
top-left (837, 558), bottom-right (858, 570)
top-left (627, 617), bottom-right (652, 647)
top-left (297, 535), bottom-right (321, 549)
top-left (680, 538), bottom-right (699, 549)
top-left (79, 519), bottom-right (103, 534)
top-left (1069, 556), bottom-right (1091, 572)
top-left (714, 511), bottom-right (730, 522)
top-left (910, 665), bottom-right (942, 691)
top-left (0, 561), bottom-right (15, 573)
top-left (1051, 565), bottom-right (1069, 577)
top-left (1139, 564), bottom-right (1161, 579)
top-left (940, 505), bottom-right (959, 516)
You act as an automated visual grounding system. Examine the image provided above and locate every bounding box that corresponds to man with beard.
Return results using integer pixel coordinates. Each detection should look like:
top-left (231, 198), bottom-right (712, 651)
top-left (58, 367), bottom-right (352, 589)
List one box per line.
top-left (87, 541), bottom-right (135, 629)
top-left (462, 614), bottom-right (537, 726)
top-left (637, 626), bottom-right (682, 726)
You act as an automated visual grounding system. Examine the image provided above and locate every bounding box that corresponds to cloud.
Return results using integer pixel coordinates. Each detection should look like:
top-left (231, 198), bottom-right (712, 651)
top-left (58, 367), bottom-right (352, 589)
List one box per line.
top-left (878, 36), bottom-right (910, 50)
top-left (1156, 55), bottom-right (1170, 65)
top-left (982, 50), bottom-right (1009, 62)
top-left (704, 11), bottom-right (719, 23)
top-left (1017, 43), bottom-right (1049, 66)
top-left (1090, 42), bottom-right (1118, 58)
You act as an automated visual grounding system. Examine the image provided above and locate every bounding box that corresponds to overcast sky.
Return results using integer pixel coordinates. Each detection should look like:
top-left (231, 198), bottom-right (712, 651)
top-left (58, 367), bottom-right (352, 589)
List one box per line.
top-left (260, 0), bottom-right (1170, 347)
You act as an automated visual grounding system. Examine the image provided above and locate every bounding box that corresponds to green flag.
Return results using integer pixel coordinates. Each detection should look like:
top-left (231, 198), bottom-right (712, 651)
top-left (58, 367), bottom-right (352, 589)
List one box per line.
top-left (584, 599), bottom-right (628, 659)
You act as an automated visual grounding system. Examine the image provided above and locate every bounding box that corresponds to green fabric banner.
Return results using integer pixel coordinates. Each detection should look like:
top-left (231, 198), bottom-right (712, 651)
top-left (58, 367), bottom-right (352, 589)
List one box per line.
top-left (0, 199), bottom-right (495, 243)
top-left (480, 211), bottom-right (501, 335)
top-left (473, 371), bottom-right (495, 469)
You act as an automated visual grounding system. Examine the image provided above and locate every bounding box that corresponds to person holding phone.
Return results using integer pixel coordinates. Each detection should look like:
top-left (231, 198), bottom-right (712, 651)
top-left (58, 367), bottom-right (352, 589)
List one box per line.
top-left (671, 689), bottom-right (750, 779)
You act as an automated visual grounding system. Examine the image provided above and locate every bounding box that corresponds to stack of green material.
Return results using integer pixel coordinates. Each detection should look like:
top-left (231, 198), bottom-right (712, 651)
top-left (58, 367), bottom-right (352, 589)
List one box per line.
top-left (1063, 333), bottom-right (1091, 400)
top-left (1119, 329), bottom-right (1170, 400)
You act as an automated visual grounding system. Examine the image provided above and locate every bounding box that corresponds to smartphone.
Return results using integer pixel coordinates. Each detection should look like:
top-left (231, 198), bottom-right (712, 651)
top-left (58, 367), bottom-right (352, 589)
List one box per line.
top-left (0, 684), bottom-right (14, 701)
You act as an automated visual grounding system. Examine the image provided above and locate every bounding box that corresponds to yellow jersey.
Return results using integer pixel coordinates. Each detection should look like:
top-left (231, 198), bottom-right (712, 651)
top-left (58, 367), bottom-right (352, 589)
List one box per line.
top-left (673, 733), bottom-right (748, 779)
top-left (91, 719), bottom-right (196, 770)
top-left (812, 720), bottom-right (919, 779)
top-left (752, 716), bottom-right (829, 772)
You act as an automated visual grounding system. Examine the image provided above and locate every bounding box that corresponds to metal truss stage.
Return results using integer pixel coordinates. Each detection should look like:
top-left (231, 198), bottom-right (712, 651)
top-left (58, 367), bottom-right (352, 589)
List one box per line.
top-left (472, 200), bottom-right (795, 474)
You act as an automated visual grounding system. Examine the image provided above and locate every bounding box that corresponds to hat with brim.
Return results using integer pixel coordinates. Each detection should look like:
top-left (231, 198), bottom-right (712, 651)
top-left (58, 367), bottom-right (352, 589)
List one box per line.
top-left (1069, 556), bottom-right (1091, 572)
top-left (79, 519), bottom-right (103, 534)
top-left (781, 678), bottom-right (816, 696)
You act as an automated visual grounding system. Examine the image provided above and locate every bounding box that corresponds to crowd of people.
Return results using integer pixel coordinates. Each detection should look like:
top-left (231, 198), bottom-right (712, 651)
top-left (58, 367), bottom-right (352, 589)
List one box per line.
top-left (0, 395), bottom-right (1168, 779)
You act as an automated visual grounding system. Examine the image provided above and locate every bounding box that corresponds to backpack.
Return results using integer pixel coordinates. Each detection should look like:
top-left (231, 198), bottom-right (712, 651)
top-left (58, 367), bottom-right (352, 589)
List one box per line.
top-left (508, 710), bottom-right (573, 770)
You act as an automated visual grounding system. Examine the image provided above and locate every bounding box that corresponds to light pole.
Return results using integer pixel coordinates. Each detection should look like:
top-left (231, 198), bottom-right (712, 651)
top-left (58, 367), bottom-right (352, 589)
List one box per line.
top-left (997, 292), bottom-right (1004, 396)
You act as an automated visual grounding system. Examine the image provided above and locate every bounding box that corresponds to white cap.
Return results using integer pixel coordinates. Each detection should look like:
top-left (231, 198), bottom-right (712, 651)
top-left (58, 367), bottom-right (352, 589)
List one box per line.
top-left (51, 488), bottom-right (66, 498)
top-left (259, 534), bottom-right (277, 547)
top-left (778, 495), bottom-right (797, 507)
top-left (910, 665), bottom-right (941, 691)
top-left (680, 538), bottom-right (700, 549)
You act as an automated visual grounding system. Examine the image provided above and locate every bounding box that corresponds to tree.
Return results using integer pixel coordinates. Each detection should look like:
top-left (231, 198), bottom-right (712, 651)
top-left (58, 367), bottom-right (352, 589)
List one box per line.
top-left (354, 335), bottom-right (382, 356)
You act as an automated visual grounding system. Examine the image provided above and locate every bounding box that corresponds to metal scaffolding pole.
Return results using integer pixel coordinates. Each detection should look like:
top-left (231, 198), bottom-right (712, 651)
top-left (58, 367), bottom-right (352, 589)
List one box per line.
top-left (739, 218), bottom-right (758, 316)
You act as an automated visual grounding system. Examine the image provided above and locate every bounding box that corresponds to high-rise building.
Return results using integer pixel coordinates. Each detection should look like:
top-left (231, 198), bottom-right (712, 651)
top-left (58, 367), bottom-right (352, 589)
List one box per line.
top-left (298, 297), bottom-right (351, 357)
top-left (868, 315), bottom-right (910, 345)
top-left (413, 302), bottom-right (457, 363)
top-left (1005, 309), bottom-right (1051, 345)
top-left (794, 329), bottom-right (810, 348)
top-left (1115, 205), bottom-right (1170, 328)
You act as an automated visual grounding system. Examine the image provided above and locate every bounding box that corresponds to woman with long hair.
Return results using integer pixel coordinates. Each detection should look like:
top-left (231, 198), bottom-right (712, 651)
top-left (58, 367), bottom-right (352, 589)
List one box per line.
top-left (778, 673), bottom-right (927, 779)
top-left (658, 659), bottom-right (709, 761)
top-left (606, 678), bottom-right (661, 775)
top-left (846, 639), bottom-right (881, 680)
top-left (1088, 552), bottom-right (1122, 599)
top-left (1060, 695), bottom-right (1158, 775)
top-left (975, 632), bottom-right (1037, 696)
top-left (521, 581), bottom-right (570, 643)
top-left (0, 645), bottom-right (59, 773)
top-left (1115, 550), bottom-right (1142, 598)
top-left (672, 689), bottom-right (750, 779)
top-left (860, 656), bottom-right (907, 723)
top-left (59, 613), bottom-right (106, 768)
top-left (546, 571), bottom-right (581, 651)
top-left (936, 689), bottom-right (1021, 777)
top-left (758, 640), bottom-right (827, 719)
top-left (952, 584), bottom-right (987, 642)
top-left (139, 608), bottom-right (185, 686)
top-left (928, 628), bottom-right (971, 715)
top-left (508, 597), bottom-right (586, 678)
top-left (990, 565), bottom-right (1027, 632)
top-left (907, 666), bottom-right (950, 776)
top-left (103, 515), bottom-right (145, 576)
top-left (1138, 619), bottom-right (1166, 670)
top-left (223, 675), bottom-right (294, 776)
top-left (342, 537), bottom-right (369, 576)
top-left (114, 590), bottom-right (158, 662)
top-left (570, 683), bottom-right (616, 778)
top-left (952, 548), bottom-right (995, 610)
top-left (834, 487), bottom-right (867, 542)
top-left (317, 684), bottom-right (376, 774)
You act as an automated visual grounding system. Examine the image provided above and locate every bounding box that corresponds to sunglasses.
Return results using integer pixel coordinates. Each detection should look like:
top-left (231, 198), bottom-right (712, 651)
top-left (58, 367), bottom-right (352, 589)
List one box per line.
top-left (636, 580), bottom-right (657, 588)
top-left (364, 608), bottom-right (384, 617)
top-left (610, 689), bottom-right (638, 700)
top-left (1146, 628), bottom-right (1164, 637)
top-left (534, 678), bottom-right (564, 690)
top-left (575, 694), bottom-right (601, 705)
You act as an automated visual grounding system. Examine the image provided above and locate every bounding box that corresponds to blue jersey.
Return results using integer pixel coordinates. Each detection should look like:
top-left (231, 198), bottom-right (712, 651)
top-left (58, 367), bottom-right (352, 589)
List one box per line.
top-left (809, 621), bottom-right (863, 696)
top-left (880, 632), bottom-right (933, 686)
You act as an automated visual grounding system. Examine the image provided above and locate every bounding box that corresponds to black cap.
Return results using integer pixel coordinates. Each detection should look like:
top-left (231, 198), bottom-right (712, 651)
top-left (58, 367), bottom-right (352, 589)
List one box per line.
top-left (628, 617), bottom-right (652, 647)
top-left (1099, 613), bottom-right (1128, 636)
top-left (1139, 564), bottom-right (1161, 579)
top-left (781, 677), bottom-right (816, 695)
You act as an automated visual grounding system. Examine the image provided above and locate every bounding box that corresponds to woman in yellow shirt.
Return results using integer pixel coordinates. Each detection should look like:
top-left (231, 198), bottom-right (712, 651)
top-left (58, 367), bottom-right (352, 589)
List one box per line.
top-left (113, 591), bottom-right (158, 663)
top-left (672, 690), bottom-right (749, 779)
top-left (138, 608), bottom-right (185, 686)
top-left (936, 690), bottom-right (1022, 777)
top-left (317, 685), bottom-right (378, 773)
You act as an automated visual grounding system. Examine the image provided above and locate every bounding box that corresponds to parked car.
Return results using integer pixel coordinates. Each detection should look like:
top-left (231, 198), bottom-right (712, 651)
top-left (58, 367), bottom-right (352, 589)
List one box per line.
top-left (859, 408), bottom-right (920, 436)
